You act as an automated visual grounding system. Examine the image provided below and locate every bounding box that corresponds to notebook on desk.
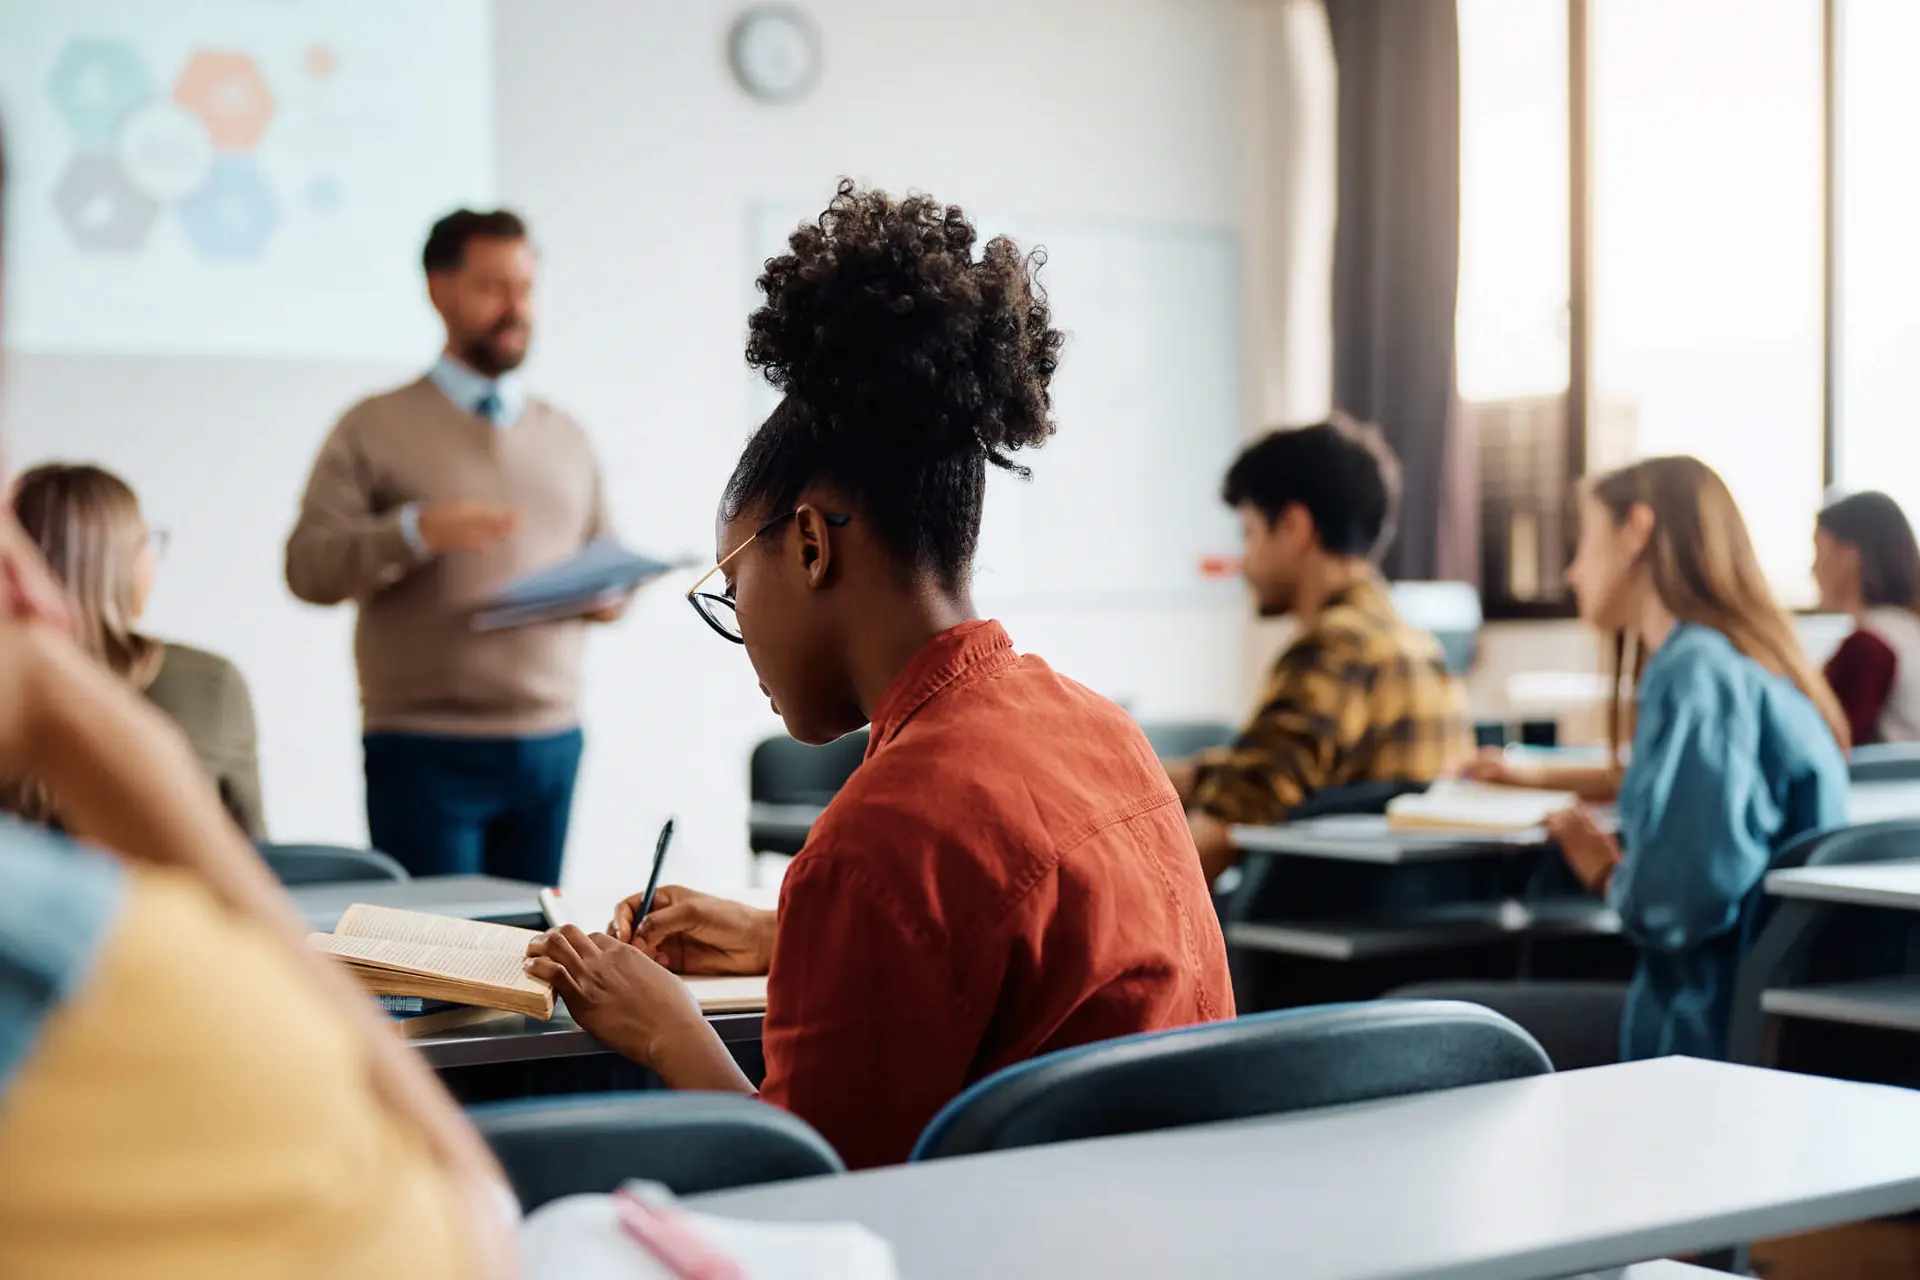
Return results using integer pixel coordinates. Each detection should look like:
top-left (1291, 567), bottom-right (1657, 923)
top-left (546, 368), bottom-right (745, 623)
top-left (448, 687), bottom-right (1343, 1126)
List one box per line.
top-left (1385, 780), bottom-right (1580, 832)
top-left (313, 903), bottom-right (772, 1022)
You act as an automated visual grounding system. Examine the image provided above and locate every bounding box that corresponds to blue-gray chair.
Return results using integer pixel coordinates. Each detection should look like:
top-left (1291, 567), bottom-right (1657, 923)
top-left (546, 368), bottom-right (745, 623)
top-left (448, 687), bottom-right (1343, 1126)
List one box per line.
top-left (749, 731), bottom-right (869, 854)
top-left (256, 842), bottom-right (409, 886)
top-left (909, 1000), bottom-right (1550, 1162)
top-left (470, 1092), bottom-right (844, 1210)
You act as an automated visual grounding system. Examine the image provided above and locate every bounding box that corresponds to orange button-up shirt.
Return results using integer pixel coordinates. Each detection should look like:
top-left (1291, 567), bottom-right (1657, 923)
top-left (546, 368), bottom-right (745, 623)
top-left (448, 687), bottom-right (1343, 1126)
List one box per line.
top-left (759, 620), bottom-right (1234, 1168)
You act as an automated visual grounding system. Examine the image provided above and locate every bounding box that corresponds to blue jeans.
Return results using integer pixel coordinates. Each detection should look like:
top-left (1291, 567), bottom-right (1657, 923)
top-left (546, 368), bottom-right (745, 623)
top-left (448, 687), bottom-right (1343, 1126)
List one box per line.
top-left (363, 729), bottom-right (584, 884)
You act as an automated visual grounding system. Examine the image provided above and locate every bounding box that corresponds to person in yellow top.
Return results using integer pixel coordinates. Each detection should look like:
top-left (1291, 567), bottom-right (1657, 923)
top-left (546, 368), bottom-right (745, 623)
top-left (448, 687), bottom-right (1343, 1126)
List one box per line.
top-left (0, 125), bottom-right (513, 1280)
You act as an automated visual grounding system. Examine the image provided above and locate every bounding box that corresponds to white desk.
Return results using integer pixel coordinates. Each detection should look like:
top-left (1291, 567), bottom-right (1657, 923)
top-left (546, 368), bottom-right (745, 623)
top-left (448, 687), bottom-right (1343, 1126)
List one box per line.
top-left (1227, 899), bottom-right (1619, 962)
top-left (691, 1058), bottom-right (1920, 1280)
top-left (1847, 780), bottom-right (1920, 825)
top-left (1231, 814), bottom-right (1555, 865)
top-left (1761, 977), bottom-right (1920, 1035)
top-left (1766, 859), bottom-right (1920, 912)
top-left (291, 874), bottom-right (545, 931)
top-left (416, 1008), bottom-right (764, 1070)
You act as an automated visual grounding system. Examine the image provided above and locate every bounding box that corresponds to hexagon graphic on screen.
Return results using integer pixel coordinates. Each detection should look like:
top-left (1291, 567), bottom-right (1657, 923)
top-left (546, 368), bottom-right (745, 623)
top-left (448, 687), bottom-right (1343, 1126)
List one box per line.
top-left (177, 157), bottom-right (277, 260)
top-left (49, 40), bottom-right (154, 147)
top-left (53, 152), bottom-right (159, 253)
top-left (173, 51), bottom-right (274, 150)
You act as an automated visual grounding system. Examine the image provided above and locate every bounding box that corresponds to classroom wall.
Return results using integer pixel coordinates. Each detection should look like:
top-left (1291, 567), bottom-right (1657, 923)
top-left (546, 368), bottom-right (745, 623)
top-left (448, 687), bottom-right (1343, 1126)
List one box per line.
top-left (3, 0), bottom-right (1263, 910)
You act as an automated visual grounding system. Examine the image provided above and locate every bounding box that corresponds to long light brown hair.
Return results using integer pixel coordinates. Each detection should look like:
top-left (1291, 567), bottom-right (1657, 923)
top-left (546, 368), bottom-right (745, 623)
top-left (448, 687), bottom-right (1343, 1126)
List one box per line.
top-left (1590, 455), bottom-right (1849, 761)
top-left (1, 465), bottom-right (163, 828)
top-left (11, 463), bottom-right (162, 687)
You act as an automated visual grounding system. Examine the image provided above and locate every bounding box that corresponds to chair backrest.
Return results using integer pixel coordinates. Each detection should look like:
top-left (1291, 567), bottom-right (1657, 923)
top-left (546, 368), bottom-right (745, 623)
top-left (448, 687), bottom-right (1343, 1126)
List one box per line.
top-left (1137, 720), bottom-right (1237, 761)
top-left (256, 842), bottom-right (409, 886)
top-left (470, 1092), bottom-right (844, 1210)
top-left (749, 731), bottom-right (869, 806)
top-left (1848, 743), bottom-right (1920, 783)
top-left (909, 999), bottom-right (1550, 1162)
top-left (1725, 818), bottom-right (1920, 1063)
top-left (1388, 580), bottom-right (1482, 676)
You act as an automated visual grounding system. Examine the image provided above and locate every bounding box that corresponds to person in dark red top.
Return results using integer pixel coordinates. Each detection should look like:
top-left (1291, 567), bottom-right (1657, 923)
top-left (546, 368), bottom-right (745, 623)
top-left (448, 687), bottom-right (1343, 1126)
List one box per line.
top-left (526, 181), bottom-right (1234, 1168)
top-left (1813, 491), bottom-right (1920, 745)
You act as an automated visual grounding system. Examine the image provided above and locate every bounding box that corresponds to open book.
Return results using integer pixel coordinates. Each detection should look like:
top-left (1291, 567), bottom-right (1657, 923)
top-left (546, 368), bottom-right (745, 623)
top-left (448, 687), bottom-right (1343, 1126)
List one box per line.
top-left (1385, 780), bottom-right (1579, 832)
top-left (311, 904), bottom-right (555, 1019)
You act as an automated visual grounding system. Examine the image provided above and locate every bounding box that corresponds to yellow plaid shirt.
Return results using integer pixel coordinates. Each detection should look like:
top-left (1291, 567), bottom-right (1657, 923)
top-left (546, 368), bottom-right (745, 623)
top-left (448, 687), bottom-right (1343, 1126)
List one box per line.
top-left (1192, 578), bottom-right (1473, 825)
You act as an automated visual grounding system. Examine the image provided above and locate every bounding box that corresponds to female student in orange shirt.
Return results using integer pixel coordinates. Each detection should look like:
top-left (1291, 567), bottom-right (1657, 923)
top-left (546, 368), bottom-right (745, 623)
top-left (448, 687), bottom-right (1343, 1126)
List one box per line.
top-left (527, 182), bottom-right (1235, 1168)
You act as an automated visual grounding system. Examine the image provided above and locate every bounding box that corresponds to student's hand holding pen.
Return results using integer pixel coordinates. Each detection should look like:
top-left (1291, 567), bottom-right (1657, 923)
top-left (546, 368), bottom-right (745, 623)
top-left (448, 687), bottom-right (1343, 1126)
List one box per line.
top-left (613, 885), bottom-right (776, 976)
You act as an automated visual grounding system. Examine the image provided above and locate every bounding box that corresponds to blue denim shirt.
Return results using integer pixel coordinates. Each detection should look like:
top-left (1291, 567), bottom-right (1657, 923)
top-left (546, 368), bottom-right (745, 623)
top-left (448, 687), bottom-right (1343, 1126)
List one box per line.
top-left (0, 821), bottom-right (126, 1096)
top-left (1611, 623), bottom-right (1849, 1059)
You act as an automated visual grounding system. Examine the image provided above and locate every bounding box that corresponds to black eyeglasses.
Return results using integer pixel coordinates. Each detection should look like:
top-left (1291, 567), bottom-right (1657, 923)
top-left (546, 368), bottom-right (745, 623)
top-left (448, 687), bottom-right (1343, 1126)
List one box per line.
top-left (686, 510), bottom-right (851, 643)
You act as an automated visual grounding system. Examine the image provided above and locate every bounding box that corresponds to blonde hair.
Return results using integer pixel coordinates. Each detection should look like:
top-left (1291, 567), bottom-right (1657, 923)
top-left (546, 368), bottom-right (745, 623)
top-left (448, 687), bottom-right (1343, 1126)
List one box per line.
top-left (1588, 455), bottom-right (1849, 760)
top-left (3, 464), bottom-right (163, 826)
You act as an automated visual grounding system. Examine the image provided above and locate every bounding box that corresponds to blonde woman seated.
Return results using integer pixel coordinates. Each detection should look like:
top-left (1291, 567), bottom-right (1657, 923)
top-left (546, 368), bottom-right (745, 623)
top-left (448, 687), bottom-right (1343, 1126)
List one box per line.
top-left (5, 464), bottom-right (265, 838)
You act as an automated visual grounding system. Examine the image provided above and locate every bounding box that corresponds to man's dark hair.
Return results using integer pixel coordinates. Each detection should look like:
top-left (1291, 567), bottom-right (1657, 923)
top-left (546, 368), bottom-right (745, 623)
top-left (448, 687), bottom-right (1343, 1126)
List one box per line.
top-left (1222, 415), bottom-right (1402, 560)
top-left (1819, 490), bottom-right (1920, 613)
top-left (421, 208), bottom-right (528, 274)
top-left (724, 180), bottom-right (1064, 592)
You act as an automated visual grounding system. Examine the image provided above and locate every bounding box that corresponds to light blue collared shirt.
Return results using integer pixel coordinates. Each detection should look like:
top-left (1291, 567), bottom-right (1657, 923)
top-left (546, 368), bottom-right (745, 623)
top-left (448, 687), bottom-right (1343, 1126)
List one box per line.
top-left (399, 355), bottom-right (530, 554)
top-left (426, 353), bottom-right (526, 430)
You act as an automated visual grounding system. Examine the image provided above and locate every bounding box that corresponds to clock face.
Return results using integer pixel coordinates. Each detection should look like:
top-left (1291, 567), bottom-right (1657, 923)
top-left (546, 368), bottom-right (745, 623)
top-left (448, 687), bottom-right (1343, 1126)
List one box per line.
top-left (729, 7), bottom-right (821, 103)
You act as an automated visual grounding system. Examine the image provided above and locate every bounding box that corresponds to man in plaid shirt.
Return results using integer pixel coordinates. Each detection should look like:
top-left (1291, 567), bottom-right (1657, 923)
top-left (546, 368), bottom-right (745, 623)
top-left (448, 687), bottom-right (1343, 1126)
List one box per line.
top-left (1170, 418), bottom-right (1473, 881)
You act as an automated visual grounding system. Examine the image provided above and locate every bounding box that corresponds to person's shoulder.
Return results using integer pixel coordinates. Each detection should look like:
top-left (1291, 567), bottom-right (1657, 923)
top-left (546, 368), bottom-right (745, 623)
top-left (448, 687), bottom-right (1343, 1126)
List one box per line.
top-left (155, 641), bottom-right (244, 685)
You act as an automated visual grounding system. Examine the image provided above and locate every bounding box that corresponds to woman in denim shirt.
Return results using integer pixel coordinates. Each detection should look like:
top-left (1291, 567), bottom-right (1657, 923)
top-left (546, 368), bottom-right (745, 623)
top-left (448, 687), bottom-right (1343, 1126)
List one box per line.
top-left (1475, 456), bottom-right (1850, 1060)
top-left (1548, 456), bottom-right (1851, 1059)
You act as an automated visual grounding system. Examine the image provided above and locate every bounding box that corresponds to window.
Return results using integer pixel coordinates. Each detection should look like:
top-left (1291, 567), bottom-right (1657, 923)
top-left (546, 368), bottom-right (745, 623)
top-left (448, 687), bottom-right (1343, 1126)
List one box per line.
top-left (1461, 0), bottom-right (1834, 614)
top-left (1590, 0), bottom-right (1825, 606)
top-left (1832, 0), bottom-right (1920, 522)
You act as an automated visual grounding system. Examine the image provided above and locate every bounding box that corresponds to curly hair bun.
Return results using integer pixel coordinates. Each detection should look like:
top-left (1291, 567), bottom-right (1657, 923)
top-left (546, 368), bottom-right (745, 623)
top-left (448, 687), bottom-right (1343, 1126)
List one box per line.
top-left (748, 180), bottom-right (1063, 468)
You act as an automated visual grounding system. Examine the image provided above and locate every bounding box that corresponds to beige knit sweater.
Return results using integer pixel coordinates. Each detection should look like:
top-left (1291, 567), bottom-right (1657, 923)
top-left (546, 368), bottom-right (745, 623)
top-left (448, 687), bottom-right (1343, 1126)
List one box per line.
top-left (285, 377), bottom-right (612, 736)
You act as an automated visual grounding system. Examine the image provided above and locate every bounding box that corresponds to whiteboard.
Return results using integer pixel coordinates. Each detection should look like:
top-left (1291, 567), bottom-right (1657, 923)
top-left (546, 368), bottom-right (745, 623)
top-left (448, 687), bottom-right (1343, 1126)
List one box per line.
top-left (747, 204), bottom-right (1244, 604)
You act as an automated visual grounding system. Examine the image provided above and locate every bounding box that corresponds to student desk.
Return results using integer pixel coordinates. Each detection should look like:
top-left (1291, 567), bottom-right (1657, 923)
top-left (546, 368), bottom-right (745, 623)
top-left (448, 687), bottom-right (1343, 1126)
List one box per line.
top-left (415, 1008), bottom-right (765, 1070)
top-left (689, 1058), bottom-right (1920, 1280)
top-left (292, 874), bottom-right (546, 931)
top-left (1759, 861), bottom-right (1920, 1040)
top-left (1231, 814), bottom-right (1560, 865)
top-left (1847, 780), bottom-right (1920, 825)
top-left (425, 980), bottom-right (770, 1103)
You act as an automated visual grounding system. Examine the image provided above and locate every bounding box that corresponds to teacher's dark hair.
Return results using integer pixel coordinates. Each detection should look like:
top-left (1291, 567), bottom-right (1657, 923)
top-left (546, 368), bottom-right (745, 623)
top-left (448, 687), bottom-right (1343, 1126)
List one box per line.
top-left (422, 208), bottom-right (529, 275)
top-left (1819, 490), bottom-right (1920, 614)
top-left (725, 180), bottom-right (1064, 592)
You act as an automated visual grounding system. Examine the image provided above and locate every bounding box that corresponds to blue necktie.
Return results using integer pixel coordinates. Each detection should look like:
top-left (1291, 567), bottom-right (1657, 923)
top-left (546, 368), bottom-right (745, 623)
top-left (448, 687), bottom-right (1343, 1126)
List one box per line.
top-left (475, 391), bottom-right (504, 425)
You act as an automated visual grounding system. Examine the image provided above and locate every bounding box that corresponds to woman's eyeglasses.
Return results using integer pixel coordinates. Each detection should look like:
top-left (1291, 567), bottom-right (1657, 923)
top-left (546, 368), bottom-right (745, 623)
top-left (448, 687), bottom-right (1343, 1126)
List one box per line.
top-left (686, 510), bottom-right (850, 643)
top-left (145, 527), bottom-right (171, 561)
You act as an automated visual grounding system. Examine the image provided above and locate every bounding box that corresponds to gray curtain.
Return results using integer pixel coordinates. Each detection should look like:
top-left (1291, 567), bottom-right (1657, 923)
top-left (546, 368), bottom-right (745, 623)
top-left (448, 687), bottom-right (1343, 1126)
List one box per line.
top-left (1323, 0), bottom-right (1474, 583)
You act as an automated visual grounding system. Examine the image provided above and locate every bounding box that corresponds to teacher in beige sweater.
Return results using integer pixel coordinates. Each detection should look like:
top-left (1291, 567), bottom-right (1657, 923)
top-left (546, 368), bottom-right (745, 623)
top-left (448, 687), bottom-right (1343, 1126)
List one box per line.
top-left (286, 208), bottom-right (624, 884)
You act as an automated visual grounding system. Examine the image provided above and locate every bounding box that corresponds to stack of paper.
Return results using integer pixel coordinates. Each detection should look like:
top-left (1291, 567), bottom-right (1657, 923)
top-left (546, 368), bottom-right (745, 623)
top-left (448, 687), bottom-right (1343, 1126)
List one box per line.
top-left (473, 540), bottom-right (684, 631)
top-left (1385, 780), bottom-right (1579, 832)
top-left (521, 1189), bottom-right (898, 1280)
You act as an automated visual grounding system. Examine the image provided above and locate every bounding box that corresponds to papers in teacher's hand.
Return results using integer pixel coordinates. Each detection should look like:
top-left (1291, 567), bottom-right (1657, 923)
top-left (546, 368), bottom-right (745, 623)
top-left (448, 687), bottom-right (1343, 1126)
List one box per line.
top-left (1385, 780), bottom-right (1580, 832)
top-left (473, 539), bottom-right (686, 631)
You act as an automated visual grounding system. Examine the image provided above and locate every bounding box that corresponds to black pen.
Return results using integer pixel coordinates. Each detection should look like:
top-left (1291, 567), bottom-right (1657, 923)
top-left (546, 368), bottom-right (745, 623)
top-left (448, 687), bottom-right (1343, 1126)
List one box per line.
top-left (636, 817), bottom-right (675, 928)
